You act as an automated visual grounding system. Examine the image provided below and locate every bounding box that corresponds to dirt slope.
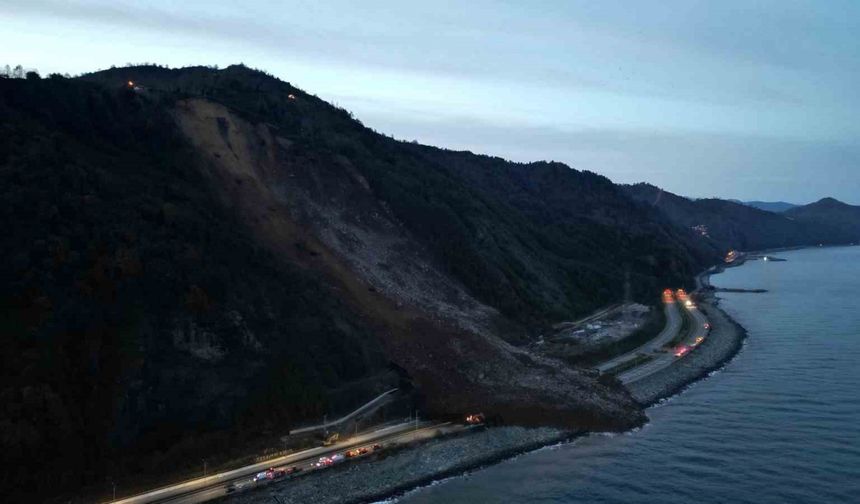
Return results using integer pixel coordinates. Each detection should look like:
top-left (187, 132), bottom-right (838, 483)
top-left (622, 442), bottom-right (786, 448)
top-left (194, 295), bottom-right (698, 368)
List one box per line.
top-left (174, 98), bottom-right (645, 430)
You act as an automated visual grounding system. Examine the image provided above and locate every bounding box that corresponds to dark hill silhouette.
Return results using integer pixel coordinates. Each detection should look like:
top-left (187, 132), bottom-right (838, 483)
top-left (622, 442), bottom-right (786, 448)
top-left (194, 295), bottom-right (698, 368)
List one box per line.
top-left (743, 200), bottom-right (798, 213)
top-left (624, 183), bottom-right (855, 251)
top-left (785, 198), bottom-right (860, 242)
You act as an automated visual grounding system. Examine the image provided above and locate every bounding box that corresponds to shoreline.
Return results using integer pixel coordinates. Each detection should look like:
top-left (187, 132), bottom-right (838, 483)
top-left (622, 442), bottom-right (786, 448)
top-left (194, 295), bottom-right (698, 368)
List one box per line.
top-left (226, 268), bottom-right (748, 504)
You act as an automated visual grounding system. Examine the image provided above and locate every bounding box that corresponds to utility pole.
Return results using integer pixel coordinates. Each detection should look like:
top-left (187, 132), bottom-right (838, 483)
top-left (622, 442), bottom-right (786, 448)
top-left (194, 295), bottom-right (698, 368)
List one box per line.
top-left (202, 459), bottom-right (207, 478)
top-left (111, 480), bottom-right (116, 501)
top-left (323, 413), bottom-right (328, 436)
top-left (624, 267), bottom-right (632, 327)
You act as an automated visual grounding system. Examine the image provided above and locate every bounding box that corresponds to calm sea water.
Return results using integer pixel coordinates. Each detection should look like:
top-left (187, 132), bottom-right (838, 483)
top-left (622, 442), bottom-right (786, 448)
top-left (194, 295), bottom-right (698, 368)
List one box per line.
top-left (398, 246), bottom-right (860, 504)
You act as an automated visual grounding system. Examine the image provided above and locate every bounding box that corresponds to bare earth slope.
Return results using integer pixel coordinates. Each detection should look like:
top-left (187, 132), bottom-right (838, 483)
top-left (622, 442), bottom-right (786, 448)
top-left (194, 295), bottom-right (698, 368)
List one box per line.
top-left (172, 97), bottom-right (645, 430)
top-left (0, 65), bottom-right (722, 500)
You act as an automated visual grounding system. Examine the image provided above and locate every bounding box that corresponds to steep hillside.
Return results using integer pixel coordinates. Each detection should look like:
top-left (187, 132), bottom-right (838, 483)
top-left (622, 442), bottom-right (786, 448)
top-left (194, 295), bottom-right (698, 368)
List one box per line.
top-left (624, 183), bottom-right (854, 251)
top-left (0, 74), bottom-right (393, 499)
top-left (0, 66), bottom-right (723, 500)
top-left (785, 198), bottom-right (860, 242)
top-left (82, 65), bottom-right (714, 325)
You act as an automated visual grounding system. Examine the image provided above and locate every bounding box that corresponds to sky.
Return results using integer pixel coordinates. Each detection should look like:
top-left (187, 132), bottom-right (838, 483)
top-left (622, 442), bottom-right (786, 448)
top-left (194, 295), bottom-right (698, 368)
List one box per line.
top-left (2, 0), bottom-right (859, 203)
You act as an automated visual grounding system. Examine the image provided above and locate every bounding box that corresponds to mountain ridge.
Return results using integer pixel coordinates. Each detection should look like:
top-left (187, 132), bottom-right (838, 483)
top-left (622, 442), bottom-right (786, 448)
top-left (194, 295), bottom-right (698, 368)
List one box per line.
top-left (624, 183), bottom-right (856, 252)
top-left (742, 200), bottom-right (798, 213)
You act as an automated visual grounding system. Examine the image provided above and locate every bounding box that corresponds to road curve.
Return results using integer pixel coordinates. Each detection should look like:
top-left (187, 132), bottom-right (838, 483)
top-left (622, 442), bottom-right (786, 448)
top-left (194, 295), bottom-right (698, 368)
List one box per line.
top-left (595, 301), bottom-right (682, 373)
top-left (618, 301), bottom-right (708, 384)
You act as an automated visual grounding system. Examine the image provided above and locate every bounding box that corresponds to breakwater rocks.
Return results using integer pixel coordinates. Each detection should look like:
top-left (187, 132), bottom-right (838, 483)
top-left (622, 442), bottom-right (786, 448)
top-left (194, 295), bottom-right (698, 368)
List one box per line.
top-left (226, 427), bottom-right (571, 504)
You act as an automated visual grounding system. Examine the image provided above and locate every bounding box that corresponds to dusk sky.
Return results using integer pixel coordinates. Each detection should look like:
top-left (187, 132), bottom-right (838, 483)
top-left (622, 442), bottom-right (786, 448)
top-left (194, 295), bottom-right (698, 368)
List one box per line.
top-left (3, 0), bottom-right (858, 203)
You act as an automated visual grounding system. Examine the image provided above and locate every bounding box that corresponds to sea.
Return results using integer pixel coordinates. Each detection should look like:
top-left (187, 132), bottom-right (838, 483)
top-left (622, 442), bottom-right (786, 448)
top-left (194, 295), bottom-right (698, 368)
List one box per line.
top-left (397, 246), bottom-right (860, 503)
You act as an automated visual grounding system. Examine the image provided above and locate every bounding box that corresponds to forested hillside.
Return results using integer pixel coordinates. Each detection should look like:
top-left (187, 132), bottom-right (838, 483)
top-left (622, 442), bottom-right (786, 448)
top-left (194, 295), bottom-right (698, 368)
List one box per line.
top-left (785, 198), bottom-right (860, 242)
top-left (82, 65), bottom-right (713, 325)
top-left (2, 65), bottom-right (718, 501)
top-left (624, 183), bottom-right (855, 251)
top-left (0, 74), bottom-right (391, 499)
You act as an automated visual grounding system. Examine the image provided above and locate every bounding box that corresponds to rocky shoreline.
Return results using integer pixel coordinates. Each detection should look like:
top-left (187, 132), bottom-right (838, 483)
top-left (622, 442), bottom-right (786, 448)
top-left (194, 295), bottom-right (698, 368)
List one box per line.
top-left (225, 426), bottom-right (574, 504)
top-left (224, 278), bottom-right (747, 504)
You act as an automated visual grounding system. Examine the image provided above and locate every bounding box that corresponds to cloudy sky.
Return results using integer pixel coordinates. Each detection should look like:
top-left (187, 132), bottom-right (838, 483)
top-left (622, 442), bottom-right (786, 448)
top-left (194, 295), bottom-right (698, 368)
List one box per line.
top-left (2, 0), bottom-right (859, 203)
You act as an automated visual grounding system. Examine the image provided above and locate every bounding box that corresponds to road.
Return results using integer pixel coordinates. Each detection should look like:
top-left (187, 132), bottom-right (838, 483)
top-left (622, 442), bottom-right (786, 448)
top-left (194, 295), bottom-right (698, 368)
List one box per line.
top-left (107, 291), bottom-right (705, 504)
top-left (289, 388), bottom-right (398, 435)
top-left (595, 300), bottom-right (682, 373)
top-left (553, 303), bottom-right (624, 333)
top-left (108, 421), bottom-right (459, 504)
top-left (617, 300), bottom-right (709, 384)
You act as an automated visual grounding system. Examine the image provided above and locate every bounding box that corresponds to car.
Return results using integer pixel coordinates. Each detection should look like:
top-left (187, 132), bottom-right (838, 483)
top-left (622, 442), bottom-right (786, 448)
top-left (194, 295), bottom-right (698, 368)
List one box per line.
top-left (226, 484), bottom-right (237, 493)
top-left (285, 466), bottom-right (302, 475)
top-left (371, 444), bottom-right (383, 451)
top-left (346, 447), bottom-right (370, 458)
top-left (674, 345), bottom-right (691, 357)
top-left (315, 457), bottom-right (333, 468)
top-left (465, 413), bottom-right (485, 425)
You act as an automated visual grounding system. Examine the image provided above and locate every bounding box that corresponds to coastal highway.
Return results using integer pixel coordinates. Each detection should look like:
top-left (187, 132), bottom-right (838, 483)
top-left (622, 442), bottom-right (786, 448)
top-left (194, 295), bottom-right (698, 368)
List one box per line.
top-left (595, 299), bottom-right (682, 373)
top-left (617, 300), bottom-right (709, 384)
top-left (108, 421), bottom-right (459, 504)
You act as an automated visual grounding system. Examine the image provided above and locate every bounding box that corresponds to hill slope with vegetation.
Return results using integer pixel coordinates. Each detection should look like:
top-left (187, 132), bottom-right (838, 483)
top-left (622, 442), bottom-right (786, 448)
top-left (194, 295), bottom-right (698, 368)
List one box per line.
top-left (2, 65), bottom-right (719, 500)
top-left (0, 73), bottom-right (394, 500)
top-left (785, 198), bottom-right (860, 242)
top-left (624, 183), bottom-right (855, 252)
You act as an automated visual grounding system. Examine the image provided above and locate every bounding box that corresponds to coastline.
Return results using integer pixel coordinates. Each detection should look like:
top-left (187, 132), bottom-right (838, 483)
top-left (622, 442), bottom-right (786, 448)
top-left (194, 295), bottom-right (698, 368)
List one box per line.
top-left (226, 427), bottom-right (577, 504)
top-left (225, 269), bottom-right (748, 504)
